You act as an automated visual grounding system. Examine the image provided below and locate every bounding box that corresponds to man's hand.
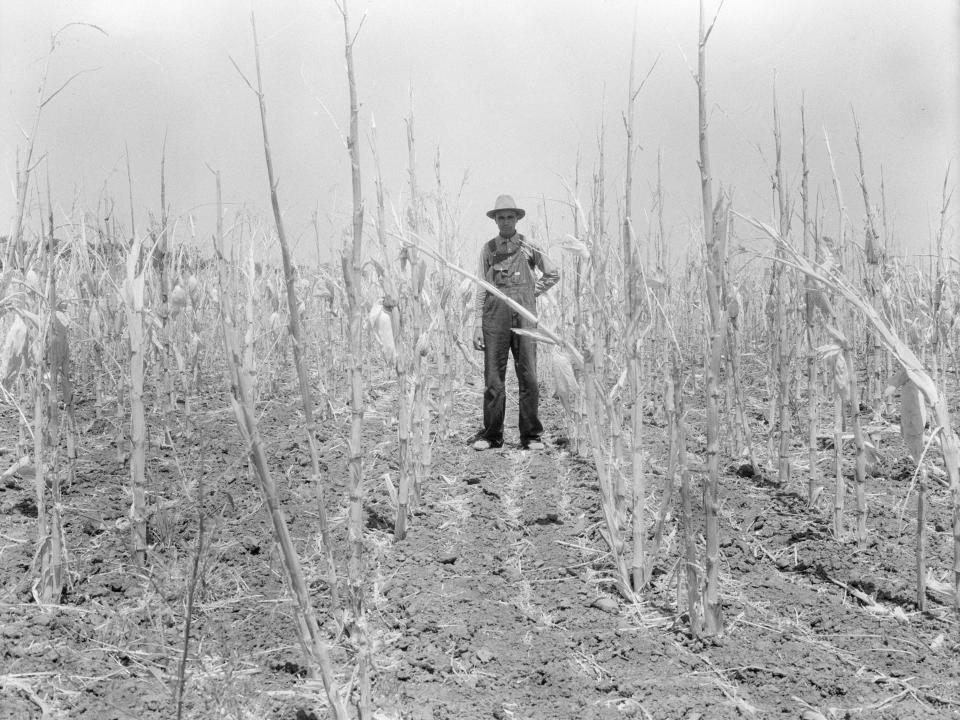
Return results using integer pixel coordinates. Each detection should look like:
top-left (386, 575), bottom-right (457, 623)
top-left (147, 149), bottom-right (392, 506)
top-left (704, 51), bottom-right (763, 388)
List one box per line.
top-left (472, 325), bottom-right (484, 351)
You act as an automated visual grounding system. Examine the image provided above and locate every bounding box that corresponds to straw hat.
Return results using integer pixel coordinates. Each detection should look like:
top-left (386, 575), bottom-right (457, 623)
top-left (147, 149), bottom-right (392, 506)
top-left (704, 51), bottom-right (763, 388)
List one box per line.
top-left (486, 194), bottom-right (526, 220)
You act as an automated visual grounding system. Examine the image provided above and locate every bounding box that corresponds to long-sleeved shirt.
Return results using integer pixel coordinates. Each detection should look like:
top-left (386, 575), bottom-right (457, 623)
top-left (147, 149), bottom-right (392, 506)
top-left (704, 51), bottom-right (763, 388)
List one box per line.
top-left (474, 233), bottom-right (559, 321)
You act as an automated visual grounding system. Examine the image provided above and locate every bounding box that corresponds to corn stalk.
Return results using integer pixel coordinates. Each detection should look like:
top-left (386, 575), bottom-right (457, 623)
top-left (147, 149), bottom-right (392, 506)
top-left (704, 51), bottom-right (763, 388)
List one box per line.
top-left (772, 88), bottom-right (793, 486)
top-left (622, 9), bottom-right (659, 591)
top-left (233, 11), bottom-right (342, 616)
top-left (121, 234), bottom-right (148, 568)
top-left (853, 113), bottom-right (884, 409)
top-left (369, 119), bottom-right (413, 539)
top-left (674, 361), bottom-right (701, 636)
top-left (695, 0), bottom-right (725, 637)
top-left (800, 101), bottom-right (820, 505)
top-left (336, 0), bottom-right (372, 713)
top-left (741, 211), bottom-right (960, 610)
top-left (211, 171), bottom-right (348, 718)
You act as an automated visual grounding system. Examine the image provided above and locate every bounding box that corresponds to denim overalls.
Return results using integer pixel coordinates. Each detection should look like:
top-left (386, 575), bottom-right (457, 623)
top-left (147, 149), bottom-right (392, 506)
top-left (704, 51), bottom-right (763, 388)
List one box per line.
top-left (479, 237), bottom-right (543, 446)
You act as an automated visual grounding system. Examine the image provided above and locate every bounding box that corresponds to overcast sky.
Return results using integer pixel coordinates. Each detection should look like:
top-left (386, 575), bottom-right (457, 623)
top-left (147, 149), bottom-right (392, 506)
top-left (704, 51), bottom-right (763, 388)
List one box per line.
top-left (2, 1), bottom-right (958, 267)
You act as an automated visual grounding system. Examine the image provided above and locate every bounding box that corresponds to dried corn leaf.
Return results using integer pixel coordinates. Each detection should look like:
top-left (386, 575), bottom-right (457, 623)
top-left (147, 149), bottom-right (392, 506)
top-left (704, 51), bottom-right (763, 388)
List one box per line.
top-left (646, 268), bottom-right (668, 291)
top-left (824, 324), bottom-right (846, 345)
top-left (817, 343), bottom-right (841, 360)
top-left (559, 234), bottom-right (590, 258)
top-left (512, 327), bottom-right (557, 345)
top-left (382, 472), bottom-right (398, 510)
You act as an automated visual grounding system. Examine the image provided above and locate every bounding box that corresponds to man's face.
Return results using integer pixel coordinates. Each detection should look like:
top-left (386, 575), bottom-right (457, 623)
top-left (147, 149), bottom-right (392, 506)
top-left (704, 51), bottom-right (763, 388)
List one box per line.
top-left (495, 211), bottom-right (518, 237)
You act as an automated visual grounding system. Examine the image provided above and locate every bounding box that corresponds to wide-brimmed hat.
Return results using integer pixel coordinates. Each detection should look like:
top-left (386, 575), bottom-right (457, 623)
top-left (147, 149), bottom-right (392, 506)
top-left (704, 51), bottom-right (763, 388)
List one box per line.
top-left (486, 194), bottom-right (526, 220)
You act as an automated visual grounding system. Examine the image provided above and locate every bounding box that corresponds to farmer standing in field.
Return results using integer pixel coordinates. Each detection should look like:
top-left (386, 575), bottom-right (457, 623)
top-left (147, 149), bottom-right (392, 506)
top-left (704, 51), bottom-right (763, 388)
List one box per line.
top-left (470, 194), bottom-right (559, 451)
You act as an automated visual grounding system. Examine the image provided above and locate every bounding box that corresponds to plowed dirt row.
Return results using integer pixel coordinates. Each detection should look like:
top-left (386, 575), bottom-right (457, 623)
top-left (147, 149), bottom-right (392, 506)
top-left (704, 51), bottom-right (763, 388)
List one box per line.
top-left (2, 376), bottom-right (959, 719)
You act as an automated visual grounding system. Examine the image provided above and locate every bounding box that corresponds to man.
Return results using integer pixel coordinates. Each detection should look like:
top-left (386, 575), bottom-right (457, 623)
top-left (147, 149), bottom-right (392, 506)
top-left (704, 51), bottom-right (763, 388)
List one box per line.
top-left (470, 194), bottom-right (559, 451)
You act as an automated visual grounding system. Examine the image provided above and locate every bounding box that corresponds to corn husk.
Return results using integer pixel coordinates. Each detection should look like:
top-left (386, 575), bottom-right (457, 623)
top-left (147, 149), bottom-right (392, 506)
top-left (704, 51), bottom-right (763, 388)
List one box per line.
top-left (0, 315), bottom-right (30, 389)
top-left (900, 380), bottom-right (926, 463)
top-left (25, 269), bottom-right (40, 293)
top-left (188, 332), bottom-right (201, 359)
top-left (170, 284), bottom-right (188, 317)
top-left (269, 311), bottom-right (282, 334)
top-left (87, 305), bottom-right (102, 342)
top-left (413, 259), bottom-right (427, 299)
top-left (368, 303), bottom-right (396, 364)
top-left (833, 353), bottom-right (850, 402)
top-left (551, 346), bottom-right (579, 417)
top-left (727, 292), bottom-right (740, 327)
top-left (186, 274), bottom-right (201, 306)
top-left (888, 369), bottom-right (927, 464)
top-left (173, 345), bottom-right (186, 373)
top-left (458, 277), bottom-right (473, 302)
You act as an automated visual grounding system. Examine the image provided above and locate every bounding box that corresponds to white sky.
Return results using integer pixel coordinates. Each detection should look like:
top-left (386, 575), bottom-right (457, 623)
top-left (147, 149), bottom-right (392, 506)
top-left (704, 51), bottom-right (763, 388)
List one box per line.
top-left (1, 1), bottom-right (958, 266)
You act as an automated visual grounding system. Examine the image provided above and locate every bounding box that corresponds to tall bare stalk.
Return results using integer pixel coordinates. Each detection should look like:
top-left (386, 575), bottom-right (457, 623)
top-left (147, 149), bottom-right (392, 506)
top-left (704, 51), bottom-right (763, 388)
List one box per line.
top-left (368, 119), bottom-right (415, 539)
top-left (674, 361), bottom-right (701, 636)
top-left (233, 12), bottom-right (343, 616)
top-left (823, 130), bottom-right (849, 537)
top-left (622, 11), bottom-right (659, 591)
top-left (800, 102), bottom-right (820, 505)
top-left (853, 113), bottom-right (884, 409)
top-left (121, 234), bottom-right (148, 568)
top-left (212, 171), bottom-right (349, 719)
top-left (402, 106), bottom-right (432, 517)
top-left (695, 0), bottom-right (725, 636)
top-left (30, 231), bottom-right (68, 603)
top-left (932, 166), bottom-right (953, 419)
top-left (624, 6), bottom-right (643, 590)
top-left (4, 24), bottom-right (104, 267)
top-left (154, 135), bottom-right (176, 442)
top-left (336, 0), bottom-right (372, 713)
top-left (772, 88), bottom-right (793, 486)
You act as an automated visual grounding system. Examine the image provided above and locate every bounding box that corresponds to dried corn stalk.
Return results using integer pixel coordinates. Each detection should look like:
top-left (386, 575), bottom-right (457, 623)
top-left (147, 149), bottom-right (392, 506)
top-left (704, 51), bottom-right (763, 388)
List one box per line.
top-left (121, 235), bottom-right (148, 568)
top-left (741, 210), bottom-right (960, 611)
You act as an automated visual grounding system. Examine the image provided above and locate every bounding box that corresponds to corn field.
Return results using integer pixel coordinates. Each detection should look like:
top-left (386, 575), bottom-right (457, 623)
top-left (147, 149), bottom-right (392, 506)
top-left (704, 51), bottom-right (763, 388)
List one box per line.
top-left (1, 4), bottom-right (959, 719)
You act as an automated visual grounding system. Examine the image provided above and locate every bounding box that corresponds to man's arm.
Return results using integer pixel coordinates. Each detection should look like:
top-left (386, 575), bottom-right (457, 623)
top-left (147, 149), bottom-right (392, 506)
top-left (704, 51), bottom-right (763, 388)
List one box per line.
top-left (472, 245), bottom-right (489, 350)
top-left (534, 247), bottom-right (559, 296)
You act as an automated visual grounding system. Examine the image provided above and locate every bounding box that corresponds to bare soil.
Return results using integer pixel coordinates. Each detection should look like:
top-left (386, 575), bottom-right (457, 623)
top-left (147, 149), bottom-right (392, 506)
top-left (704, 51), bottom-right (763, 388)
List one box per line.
top-left (2, 371), bottom-right (959, 719)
